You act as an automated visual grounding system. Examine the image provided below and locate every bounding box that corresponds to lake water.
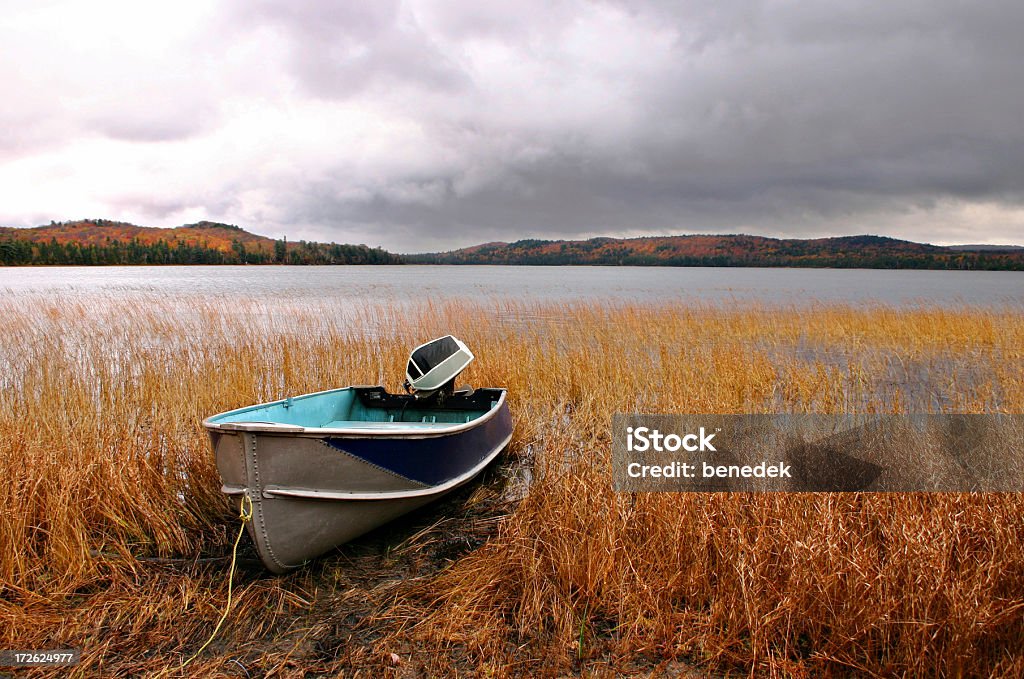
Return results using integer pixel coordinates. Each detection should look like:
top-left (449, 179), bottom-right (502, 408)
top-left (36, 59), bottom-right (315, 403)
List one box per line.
top-left (1, 265), bottom-right (1022, 307)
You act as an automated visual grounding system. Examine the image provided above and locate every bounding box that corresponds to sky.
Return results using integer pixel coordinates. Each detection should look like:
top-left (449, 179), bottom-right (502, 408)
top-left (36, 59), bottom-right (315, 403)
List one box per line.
top-left (1, 0), bottom-right (1023, 252)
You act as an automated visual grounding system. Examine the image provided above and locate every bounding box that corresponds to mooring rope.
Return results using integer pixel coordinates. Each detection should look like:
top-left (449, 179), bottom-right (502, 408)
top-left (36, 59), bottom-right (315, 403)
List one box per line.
top-left (160, 493), bottom-right (253, 676)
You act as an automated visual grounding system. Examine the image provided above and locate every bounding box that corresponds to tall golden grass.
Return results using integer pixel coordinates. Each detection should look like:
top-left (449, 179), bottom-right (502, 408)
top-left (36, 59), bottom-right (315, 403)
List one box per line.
top-left (1, 294), bottom-right (1022, 676)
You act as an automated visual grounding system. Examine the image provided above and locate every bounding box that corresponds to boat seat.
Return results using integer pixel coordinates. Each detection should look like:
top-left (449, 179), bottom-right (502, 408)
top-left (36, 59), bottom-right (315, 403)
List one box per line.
top-left (320, 420), bottom-right (458, 430)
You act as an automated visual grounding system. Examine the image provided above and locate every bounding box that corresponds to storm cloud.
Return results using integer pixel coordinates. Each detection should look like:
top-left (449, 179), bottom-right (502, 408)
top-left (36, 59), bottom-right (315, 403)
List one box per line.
top-left (1, 0), bottom-right (1022, 250)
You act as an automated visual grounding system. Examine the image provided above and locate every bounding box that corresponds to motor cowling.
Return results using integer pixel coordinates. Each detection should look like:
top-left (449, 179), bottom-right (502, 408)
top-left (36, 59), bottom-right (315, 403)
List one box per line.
top-left (403, 335), bottom-right (474, 398)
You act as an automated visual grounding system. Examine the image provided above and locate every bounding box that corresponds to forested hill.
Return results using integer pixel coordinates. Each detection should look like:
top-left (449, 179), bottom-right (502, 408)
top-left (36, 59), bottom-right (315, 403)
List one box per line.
top-left (5, 223), bottom-right (1022, 269)
top-left (0, 219), bottom-right (402, 265)
top-left (407, 234), bottom-right (1024, 270)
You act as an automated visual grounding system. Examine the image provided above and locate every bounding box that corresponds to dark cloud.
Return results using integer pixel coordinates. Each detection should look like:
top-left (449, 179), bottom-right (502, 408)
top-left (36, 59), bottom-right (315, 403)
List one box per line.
top-left (217, 0), bottom-right (1024, 248)
top-left (2, 1), bottom-right (1023, 247)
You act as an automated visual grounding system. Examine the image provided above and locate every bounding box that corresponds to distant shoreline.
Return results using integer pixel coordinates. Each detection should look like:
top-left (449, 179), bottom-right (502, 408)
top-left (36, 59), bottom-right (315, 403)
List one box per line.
top-left (4, 262), bottom-right (1024, 273)
top-left (3, 220), bottom-right (1022, 270)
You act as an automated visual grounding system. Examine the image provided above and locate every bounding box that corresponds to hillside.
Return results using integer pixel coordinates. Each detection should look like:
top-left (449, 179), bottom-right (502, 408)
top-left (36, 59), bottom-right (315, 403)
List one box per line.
top-left (0, 219), bottom-right (271, 251)
top-left (0, 219), bottom-right (402, 265)
top-left (4, 222), bottom-right (1022, 269)
top-left (408, 234), bottom-right (1024, 270)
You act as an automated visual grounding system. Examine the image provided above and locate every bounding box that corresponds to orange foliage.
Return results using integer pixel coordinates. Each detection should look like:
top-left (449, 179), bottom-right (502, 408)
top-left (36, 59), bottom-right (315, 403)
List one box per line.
top-left (0, 220), bottom-right (276, 254)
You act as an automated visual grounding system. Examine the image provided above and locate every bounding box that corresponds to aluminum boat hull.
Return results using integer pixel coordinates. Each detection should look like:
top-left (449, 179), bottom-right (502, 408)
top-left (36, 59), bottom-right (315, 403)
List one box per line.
top-left (204, 386), bottom-right (512, 573)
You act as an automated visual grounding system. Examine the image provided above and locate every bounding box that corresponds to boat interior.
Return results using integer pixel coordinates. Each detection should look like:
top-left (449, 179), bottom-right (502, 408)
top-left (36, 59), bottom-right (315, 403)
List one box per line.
top-left (206, 386), bottom-right (504, 430)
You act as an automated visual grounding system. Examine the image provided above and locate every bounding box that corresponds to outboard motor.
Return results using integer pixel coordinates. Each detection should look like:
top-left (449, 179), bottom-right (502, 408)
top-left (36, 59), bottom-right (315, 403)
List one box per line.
top-left (403, 335), bottom-right (474, 400)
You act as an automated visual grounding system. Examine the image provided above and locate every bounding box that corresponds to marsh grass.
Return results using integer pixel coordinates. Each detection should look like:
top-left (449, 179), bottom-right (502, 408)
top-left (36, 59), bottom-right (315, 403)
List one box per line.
top-left (1, 294), bottom-right (1022, 676)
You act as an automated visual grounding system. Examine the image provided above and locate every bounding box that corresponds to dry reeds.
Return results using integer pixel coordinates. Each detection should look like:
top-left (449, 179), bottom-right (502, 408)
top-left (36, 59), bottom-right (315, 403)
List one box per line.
top-left (1, 293), bottom-right (1022, 676)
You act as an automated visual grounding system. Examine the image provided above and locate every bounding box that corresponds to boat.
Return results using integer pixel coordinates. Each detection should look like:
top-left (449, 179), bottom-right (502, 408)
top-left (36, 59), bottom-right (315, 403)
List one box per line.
top-left (203, 335), bottom-right (513, 573)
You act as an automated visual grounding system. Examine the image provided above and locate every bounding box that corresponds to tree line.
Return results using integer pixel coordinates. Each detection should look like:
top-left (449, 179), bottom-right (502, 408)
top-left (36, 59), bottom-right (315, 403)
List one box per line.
top-left (0, 237), bottom-right (403, 266)
top-left (407, 243), bottom-right (1024, 270)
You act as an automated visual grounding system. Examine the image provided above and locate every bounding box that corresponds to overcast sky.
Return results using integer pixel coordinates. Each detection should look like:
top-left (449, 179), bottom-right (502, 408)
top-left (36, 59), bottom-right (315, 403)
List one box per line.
top-left (2, 1), bottom-right (1023, 251)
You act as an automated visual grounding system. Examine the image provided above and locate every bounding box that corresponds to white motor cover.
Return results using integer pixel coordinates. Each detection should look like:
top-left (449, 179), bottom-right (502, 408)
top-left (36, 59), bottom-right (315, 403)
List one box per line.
top-left (405, 335), bottom-right (474, 393)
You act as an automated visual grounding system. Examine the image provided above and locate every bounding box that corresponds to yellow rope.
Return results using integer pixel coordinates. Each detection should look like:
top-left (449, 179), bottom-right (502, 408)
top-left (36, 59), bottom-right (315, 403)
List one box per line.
top-left (167, 494), bottom-right (254, 676)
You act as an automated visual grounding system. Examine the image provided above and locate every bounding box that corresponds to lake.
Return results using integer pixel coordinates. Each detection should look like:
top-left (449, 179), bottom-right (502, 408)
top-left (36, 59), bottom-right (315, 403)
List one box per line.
top-left (1, 265), bottom-right (1022, 307)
